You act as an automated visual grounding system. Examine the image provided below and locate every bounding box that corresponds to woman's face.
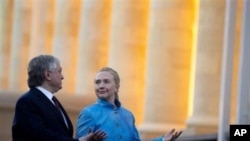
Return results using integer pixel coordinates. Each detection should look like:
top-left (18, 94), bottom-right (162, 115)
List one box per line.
top-left (94, 71), bottom-right (119, 103)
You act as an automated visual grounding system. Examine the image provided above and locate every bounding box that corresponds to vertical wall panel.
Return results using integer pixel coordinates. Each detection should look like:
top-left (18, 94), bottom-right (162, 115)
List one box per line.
top-left (53, 0), bottom-right (81, 94)
top-left (75, 0), bottom-right (111, 96)
top-left (0, 0), bottom-right (13, 89)
top-left (9, 0), bottom-right (32, 91)
top-left (139, 0), bottom-right (193, 139)
top-left (108, 0), bottom-right (150, 125)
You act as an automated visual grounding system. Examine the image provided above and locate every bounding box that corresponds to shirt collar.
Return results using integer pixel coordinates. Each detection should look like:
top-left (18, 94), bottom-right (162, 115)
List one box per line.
top-left (36, 86), bottom-right (54, 101)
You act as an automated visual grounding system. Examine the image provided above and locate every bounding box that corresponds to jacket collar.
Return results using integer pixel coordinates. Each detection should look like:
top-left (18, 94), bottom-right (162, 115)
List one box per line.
top-left (97, 98), bottom-right (121, 109)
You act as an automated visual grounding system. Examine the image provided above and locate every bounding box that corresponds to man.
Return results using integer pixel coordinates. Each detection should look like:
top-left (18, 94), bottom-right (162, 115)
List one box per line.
top-left (12, 54), bottom-right (106, 141)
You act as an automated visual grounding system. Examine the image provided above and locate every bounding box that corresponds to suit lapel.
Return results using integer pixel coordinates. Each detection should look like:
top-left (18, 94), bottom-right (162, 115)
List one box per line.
top-left (32, 88), bottom-right (72, 133)
top-left (56, 101), bottom-right (74, 134)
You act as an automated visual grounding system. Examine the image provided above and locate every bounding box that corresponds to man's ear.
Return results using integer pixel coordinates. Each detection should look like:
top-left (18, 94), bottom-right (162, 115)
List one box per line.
top-left (44, 69), bottom-right (51, 80)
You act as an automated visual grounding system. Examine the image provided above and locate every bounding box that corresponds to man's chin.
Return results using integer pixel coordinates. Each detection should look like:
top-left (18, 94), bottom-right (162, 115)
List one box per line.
top-left (53, 87), bottom-right (62, 93)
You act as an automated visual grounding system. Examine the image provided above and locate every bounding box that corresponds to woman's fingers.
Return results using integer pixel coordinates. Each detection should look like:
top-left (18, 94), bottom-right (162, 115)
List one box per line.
top-left (163, 129), bottom-right (182, 141)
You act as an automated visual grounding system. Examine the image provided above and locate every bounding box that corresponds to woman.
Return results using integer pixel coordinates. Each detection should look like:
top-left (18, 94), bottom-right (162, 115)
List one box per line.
top-left (76, 67), bottom-right (181, 141)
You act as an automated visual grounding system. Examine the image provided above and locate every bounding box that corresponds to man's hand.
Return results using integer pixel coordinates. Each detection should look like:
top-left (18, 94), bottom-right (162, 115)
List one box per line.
top-left (79, 129), bottom-right (107, 141)
top-left (162, 128), bottom-right (182, 141)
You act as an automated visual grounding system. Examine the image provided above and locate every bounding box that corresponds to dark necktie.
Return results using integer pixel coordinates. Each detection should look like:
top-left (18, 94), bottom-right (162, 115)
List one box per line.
top-left (52, 96), bottom-right (68, 128)
top-left (52, 96), bottom-right (62, 112)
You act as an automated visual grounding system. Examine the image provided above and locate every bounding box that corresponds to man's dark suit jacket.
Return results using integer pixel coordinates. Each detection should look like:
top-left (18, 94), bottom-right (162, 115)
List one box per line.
top-left (12, 87), bottom-right (79, 141)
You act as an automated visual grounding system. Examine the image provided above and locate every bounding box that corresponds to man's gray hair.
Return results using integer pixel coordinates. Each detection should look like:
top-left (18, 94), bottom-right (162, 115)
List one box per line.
top-left (27, 55), bottom-right (60, 88)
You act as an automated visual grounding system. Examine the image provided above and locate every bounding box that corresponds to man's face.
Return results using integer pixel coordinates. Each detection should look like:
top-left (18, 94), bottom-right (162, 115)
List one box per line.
top-left (94, 71), bottom-right (119, 103)
top-left (47, 63), bottom-right (64, 93)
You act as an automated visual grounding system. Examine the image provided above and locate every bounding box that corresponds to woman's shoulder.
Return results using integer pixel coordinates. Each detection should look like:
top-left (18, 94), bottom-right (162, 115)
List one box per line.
top-left (80, 103), bottom-right (100, 113)
top-left (119, 106), bottom-right (134, 116)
